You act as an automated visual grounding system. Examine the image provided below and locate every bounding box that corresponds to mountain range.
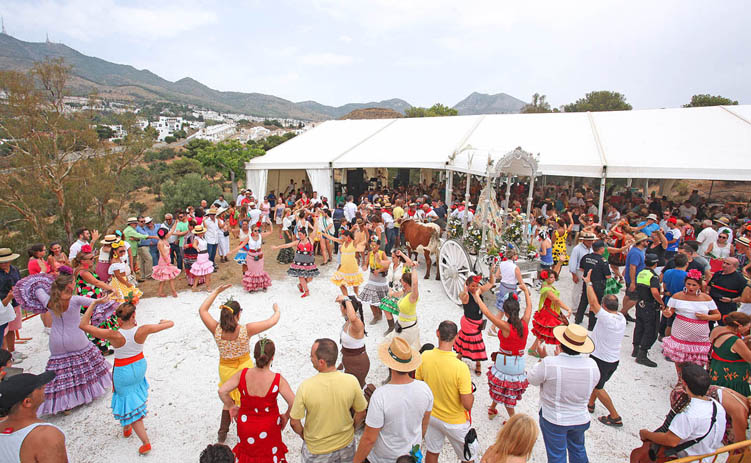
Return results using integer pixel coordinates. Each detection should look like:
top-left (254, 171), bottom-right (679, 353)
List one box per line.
top-left (0, 34), bottom-right (527, 120)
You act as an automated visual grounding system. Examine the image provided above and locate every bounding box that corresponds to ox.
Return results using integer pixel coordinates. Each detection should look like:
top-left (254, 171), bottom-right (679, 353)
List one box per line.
top-left (400, 218), bottom-right (441, 280)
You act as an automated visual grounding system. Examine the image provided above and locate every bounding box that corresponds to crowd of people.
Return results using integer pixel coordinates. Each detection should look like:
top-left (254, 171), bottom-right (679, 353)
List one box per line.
top-left (1, 177), bottom-right (751, 463)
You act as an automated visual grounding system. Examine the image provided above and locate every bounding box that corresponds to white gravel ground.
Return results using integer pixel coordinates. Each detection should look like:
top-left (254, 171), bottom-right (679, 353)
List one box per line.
top-left (13, 258), bottom-right (678, 462)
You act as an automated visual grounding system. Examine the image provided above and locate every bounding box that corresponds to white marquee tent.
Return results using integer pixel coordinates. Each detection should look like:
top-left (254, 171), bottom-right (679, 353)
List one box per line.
top-left (246, 105), bottom-right (751, 204)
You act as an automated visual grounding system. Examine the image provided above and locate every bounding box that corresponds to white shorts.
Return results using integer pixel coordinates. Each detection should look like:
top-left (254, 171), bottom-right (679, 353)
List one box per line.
top-left (424, 416), bottom-right (479, 461)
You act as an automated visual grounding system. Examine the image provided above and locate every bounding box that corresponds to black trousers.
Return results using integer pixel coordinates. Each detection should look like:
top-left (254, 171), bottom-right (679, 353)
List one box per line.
top-left (575, 282), bottom-right (604, 330)
top-left (633, 301), bottom-right (660, 351)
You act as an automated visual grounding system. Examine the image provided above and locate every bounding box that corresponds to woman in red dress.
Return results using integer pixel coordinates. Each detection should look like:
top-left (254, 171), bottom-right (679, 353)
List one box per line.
top-left (219, 338), bottom-right (294, 463)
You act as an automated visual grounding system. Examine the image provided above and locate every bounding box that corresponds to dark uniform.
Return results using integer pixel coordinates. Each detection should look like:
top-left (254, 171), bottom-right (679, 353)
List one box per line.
top-left (632, 266), bottom-right (661, 366)
top-left (576, 252), bottom-right (610, 329)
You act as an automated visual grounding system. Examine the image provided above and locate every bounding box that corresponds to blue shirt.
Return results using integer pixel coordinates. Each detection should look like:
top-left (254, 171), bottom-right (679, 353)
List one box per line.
top-left (136, 224), bottom-right (160, 247)
top-left (267, 194), bottom-right (276, 207)
top-left (665, 231), bottom-right (680, 252)
top-left (624, 246), bottom-right (646, 286)
top-left (638, 221), bottom-right (660, 237)
top-left (663, 268), bottom-right (687, 297)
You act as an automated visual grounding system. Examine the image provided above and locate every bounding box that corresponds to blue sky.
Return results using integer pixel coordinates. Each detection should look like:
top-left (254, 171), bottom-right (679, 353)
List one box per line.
top-left (2, 0), bottom-right (749, 109)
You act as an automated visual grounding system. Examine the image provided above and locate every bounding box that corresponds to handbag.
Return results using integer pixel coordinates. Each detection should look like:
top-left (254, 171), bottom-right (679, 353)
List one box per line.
top-left (0, 301), bottom-right (16, 326)
top-left (544, 304), bottom-right (569, 326)
top-left (223, 230), bottom-right (230, 237)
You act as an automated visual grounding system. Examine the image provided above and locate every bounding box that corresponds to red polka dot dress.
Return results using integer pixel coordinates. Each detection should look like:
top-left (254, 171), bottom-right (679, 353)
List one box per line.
top-left (234, 369), bottom-right (288, 463)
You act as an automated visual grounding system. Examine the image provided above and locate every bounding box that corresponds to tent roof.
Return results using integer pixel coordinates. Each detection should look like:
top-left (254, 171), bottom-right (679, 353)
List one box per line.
top-left (247, 105), bottom-right (751, 180)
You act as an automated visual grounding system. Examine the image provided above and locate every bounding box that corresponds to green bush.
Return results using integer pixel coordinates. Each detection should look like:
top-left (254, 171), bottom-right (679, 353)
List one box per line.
top-left (164, 136), bottom-right (177, 144)
top-left (161, 173), bottom-right (221, 216)
top-left (129, 201), bottom-right (148, 215)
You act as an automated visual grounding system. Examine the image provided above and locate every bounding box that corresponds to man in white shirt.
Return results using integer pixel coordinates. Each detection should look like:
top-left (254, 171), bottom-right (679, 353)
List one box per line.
top-left (381, 206), bottom-right (396, 254)
top-left (202, 208), bottom-right (222, 265)
top-left (528, 324), bottom-right (599, 463)
top-left (568, 232), bottom-right (596, 310)
top-left (695, 220), bottom-right (718, 257)
top-left (343, 195), bottom-right (357, 224)
top-left (235, 189), bottom-right (245, 207)
top-left (678, 201), bottom-right (697, 221)
top-left (353, 338), bottom-right (433, 463)
top-left (247, 202), bottom-right (262, 225)
top-left (310, 191), bottom-right (321, 207)
top-left (639, 363), bottom-right (726, 462)
top-left (583, 270), bottom-right (626, 428)
top-left (284, 179), bottom-right (295, 196)
top-left (69, 228), bottom-right (99, 260)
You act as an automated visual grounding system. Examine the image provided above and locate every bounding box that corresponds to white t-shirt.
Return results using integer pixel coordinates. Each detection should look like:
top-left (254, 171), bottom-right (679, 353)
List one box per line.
top-left (696, 227), bottom-right (717, 256)
top-left (590, 309), bottom-right (626, 363)
top-left (365, 380), bottom-right (433, 463)
top-left (669, 398), bottom-right (726, 462)
top-left (247, 208), bottom-right (262, 225)
top-left (69, 239), bottom-right (87, 260)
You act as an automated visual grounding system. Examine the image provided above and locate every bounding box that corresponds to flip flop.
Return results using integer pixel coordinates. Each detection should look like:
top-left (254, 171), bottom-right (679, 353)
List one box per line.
top-left (598, 415), bottom-right (623, 427)
top-left (587, 403), bottom-right (595, 413)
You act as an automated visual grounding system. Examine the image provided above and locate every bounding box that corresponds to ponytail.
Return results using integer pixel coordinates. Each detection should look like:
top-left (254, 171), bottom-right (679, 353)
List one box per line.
top-left (219, 300), bottom-right (242, 333)
top-left (253, 338), bottom-right (275, 368)
top-left (502, 296), bottom-right (524, 338)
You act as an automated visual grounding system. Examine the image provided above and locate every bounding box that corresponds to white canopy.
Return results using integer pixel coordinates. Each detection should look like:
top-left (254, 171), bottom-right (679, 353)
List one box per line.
top-left (246, 105), bottom-right (751, 197)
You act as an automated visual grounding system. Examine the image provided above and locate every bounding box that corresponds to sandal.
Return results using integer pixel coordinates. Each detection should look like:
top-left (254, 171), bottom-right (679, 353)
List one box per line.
top-left (297, 283), bottom-right (303, 293)
top-left (598, 415), bottom-right (623, 427)
top-left (488, 407), bottom-right (498, 420)
top-left (123, 425), bottom-right (132, 438)
top-left (139, 443), bottom-right (152, 455)
top-left (587, 403), bottom-right (595, 413)
top-left (474, 366), bottom-right (482, 376)
top-left (301, 291), bottom-right (310, 298)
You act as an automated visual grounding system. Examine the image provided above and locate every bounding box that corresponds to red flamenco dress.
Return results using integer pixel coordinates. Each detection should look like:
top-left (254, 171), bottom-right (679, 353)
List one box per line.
top-left (234, 369), bottom-right (288, 463)
top-left (531, 285), bottom-right (564, 345)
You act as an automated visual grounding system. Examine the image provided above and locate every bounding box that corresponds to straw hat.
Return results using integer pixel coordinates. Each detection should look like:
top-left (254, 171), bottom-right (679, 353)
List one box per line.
top-left (633, 232), bottom-right (649, 244)
top-left (144, 216), bottom-right (153, 224)
top-left (378, 337), bottom-right (421, 372)
top-left (207, 208), bottom-right (218, 215)
top-left (193, 225), bottom-right (207, 235)
top-left (552, 324), bottom-right (594, 354)
top-left (100, 234), bottom-right (118, 245)
top-left (580, 232), bottom-right (596, 241)
top-left (0, 248), bottom-right (20, 263)
top-left (127, 217), bottom-right (138, 223)
top-left (646, 213), bottom-right (658, 221)
top-left (735, 236), bottom-right (750, 247)
top-left (715, 217), bottom-right (730, 226)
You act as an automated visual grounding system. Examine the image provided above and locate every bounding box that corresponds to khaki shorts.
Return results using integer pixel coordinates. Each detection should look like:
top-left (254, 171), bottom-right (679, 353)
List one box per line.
top-left (301, 440), bottom-right (355, 463)
top-left (424, 416), bottom-right (479, 461)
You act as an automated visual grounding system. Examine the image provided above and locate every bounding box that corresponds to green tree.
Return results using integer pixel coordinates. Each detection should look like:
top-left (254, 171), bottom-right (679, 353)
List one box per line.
top-left (521, 93), bottom-right (554, 113)
top-left (172, 129), bottom-right (187, 139)
top-left (164, 135), bottom-right (177, 143)
top-left (95, 124), bottom-right (115, 140)
top-left (161, 173), bottom-right (221, 216)
top-left (563, 91), bottom-right (632, 112)
top-left (184, 138), bottom-right (211, 157)
top-left (405, 103), bottom-right (458, 118)
top-left (195, 140), bottom-right (264, 198)
top-left (683, 94), bottom-right (738, 107)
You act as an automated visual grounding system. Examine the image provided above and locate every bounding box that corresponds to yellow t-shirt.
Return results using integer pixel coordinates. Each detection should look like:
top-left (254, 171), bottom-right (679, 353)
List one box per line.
top-left (415, 348), bottom-right (472, 424)
top-left (290, 371), bottom-right (368, 454)
top-left (393, 206), bottom-right (405, 228)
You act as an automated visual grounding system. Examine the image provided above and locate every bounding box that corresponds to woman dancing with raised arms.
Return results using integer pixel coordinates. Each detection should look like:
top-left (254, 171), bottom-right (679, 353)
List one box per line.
top-left (232, 220), bottom-right (273, 292)
top-left (79, 300), bottom-right (174, 455)
top-left (322, 229), bottom-right (364, 296)
top-left (476, 291), bottom-right (533, 421)
top-left (454, 269), bottom-right (497, 376)
top-left (199, 284), bottom-right (281, 443)
top-left (358, 237), bottom-right (391, 325)
top-left (272, 228), bottom-right (319, 298)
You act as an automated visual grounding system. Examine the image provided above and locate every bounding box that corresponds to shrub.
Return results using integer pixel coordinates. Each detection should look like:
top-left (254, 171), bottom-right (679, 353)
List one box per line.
top-left (129, 201), bottom-right (148, 215)
top-left (161, 173), bottom-right (221, 216)
top-left (164, 136), bottom-right (177, 144)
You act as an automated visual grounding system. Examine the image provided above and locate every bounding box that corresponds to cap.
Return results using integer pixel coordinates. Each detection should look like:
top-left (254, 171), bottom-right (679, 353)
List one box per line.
top-left (0, 371), bottom-right (55, 410)
top-left (645, 253), bottom-right (659, 266)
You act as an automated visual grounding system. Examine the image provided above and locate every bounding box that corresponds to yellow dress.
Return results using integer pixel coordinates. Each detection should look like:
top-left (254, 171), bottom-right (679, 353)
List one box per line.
top-left (214, 325), bottom-right (254, 405)
top-left (390, 292), bottom-right (420, 351)
top-left (108, 262), bottom-right (143, 302)
top-left (331, 242), bottom-right (365, 287)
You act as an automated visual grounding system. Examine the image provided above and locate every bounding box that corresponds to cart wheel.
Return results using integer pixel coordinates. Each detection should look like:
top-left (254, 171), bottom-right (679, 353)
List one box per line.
top-left (439, 239), bottom-right (472, 305)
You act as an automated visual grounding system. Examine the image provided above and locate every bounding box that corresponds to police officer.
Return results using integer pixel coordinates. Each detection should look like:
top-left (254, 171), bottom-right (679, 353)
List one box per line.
top-left (632, 253), bottom-right (664, 368)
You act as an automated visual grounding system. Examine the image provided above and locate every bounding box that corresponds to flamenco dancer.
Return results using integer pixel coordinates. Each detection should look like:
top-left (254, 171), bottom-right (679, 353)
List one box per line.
top-left (336, 295), bottom-right (369, 388)
top-left (454, 271), bottom-right (496, 376)
top-left (273, 229), bottom-right (319, 298)
top-left (378, 249), bottom-right (415, 336)
top-left (108, 240), bottom-right (143, 302)
top-left (199, 285), bottom-right (281, 443)
top-left (323, 229), bottom-right (364, 296)
top-left (661, 269), bottom-right (721, 380)
top-left (529, 269), bottom-right (572, 357)
top-left (152, 227), bottom-right (180, 297)
top-left (14, 271), bottom-right (118, 415)
top-left (72, 244), bottom-right (118, 355)
top-left (79, 300), bottom-right (174, 455)
top-left (358, 237), bottom-right (391, 325)
top-left (232, 220), bottom-right (273, 292)
top-left (476, 292), bottom-right (532, 421)
top-left (190, 225), bottom-right (216, 292)
top-left (219, 338), bottom-right (294, 463)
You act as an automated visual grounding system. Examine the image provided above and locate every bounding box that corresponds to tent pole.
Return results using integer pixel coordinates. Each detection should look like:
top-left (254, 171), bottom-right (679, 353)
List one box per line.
top-left (644, 178), bottom-right (649, 196)
top-left (570, 176), bottom-right (575, 197)
top-left (598, 168), bottom-right (607, 225)
top-left (445, 170), bottom-right (453, 207)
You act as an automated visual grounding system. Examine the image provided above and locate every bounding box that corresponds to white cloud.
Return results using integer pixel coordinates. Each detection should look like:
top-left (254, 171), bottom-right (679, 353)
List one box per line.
top-left (301, 52), bottom-right (354, 66)
top-left (339, 35), bottom-right (352, 43)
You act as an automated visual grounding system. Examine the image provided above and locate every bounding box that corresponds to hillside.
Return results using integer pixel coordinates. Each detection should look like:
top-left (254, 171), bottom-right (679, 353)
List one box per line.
top-left (0, 34), bottom-right (527, 120)
top-left (453, 91), bottom-right (527, 115)
top-left (339, 107), bottom-right (404, 119)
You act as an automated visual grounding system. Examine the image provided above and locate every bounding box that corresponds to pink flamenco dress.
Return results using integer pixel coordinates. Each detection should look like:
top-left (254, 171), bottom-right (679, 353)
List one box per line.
top-left (233, 369), bottom-right (288, 463)
top-left (190, 237), bottom-right (215, 277)
top-left (152, 254), bottom-right (180, 281)
top-left (241, 235), bottom-right (272, 292)
top-left (487, 320), bottom-right (529, 408)
top-left (661, 297), bottom-right (715, 366)
top-left (14, 273), bottom-right (119, 415)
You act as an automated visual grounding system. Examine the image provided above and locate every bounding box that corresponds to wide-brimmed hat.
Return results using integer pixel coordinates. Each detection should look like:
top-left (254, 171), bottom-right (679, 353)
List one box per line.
top-left (207, 208), bottom-right (218, 215)
top-left (100, 234), bottom-right (118, 245)
top-left (552, 324), bottom-right (594, 354)
top-left (0, 248), bottom-right (20, 263)
top-left (144, 216), bottom-right (153, 224)
top-left (127, 217), bottom-right (138, 223)
top-left (580, 232), bottom-right (596, 241)
top-left (715, 217), bottom-right (730, 226)
top-left (378, 337), bottom-right (422, 372)
top-left (736, 236), bottom-right (750, 247)
top-left (646, 213), bottom-right (658, 221)
top-left (633, 232), bottom-right (649, 244)
top-left (193, 225), bottom-right (207, 235)
top-left (216, 207), bottom-right (228, 216)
